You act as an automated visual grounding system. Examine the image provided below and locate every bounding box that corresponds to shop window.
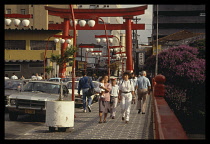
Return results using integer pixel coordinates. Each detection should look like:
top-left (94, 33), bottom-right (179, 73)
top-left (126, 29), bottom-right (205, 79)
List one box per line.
top-left (5, 65), bottom-right (21, 72)
top-left (30, 40), bottom-right (56, 50)
top-left (5, 40), bottom-right (26, 50)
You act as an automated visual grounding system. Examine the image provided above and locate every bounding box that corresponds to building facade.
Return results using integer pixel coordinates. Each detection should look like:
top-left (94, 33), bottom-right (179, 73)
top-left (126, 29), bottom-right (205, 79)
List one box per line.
top-left (152, 5), bottom-right (205, 41)
top-left (5, 5), bottom-right (76, 79)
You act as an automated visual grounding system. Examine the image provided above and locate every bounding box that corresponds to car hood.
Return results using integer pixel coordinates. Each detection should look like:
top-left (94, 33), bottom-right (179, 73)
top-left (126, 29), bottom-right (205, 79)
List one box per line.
top-left (8, 92), bottom-right (60, 101)
top-left (5, 90), bottom-right (19, 96)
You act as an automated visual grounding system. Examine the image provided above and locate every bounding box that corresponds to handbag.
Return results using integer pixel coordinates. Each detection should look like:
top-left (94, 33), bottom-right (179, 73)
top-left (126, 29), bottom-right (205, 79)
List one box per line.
top-left (86, 78), bottom-right (95, 97)
top-left (87, 88), bottom-right (95, 97)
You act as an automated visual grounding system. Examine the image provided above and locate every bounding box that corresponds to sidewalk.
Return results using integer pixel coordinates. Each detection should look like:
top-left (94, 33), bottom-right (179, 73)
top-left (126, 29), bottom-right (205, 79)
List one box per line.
top-left (14, 95), bottom-right (153, 140)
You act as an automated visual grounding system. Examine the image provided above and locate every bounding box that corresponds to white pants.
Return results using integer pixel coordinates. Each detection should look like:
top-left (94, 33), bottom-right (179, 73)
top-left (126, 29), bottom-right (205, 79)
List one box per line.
top-left (110, 97), bottom-right (118, 117)
top-left (120, 93), bottom-right (132, 121)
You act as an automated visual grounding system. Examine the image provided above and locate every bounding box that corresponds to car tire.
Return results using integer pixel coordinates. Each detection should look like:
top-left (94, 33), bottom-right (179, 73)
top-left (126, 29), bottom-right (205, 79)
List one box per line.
top-left (49, 127), bottom-right (56, 132)
top-left (9, 112), bottom-right (18, 121)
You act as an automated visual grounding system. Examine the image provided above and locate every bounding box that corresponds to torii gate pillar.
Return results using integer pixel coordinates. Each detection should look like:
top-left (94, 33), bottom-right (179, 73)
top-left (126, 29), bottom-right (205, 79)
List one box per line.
top-left (59, 18), bottom-right (69, 78)
top-left (125, 18), bottom-right (133, 73)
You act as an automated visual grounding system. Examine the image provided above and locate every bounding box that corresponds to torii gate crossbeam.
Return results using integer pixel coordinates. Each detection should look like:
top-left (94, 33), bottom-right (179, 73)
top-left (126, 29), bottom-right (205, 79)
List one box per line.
top-left (45, 5), bottom-right (147, 76)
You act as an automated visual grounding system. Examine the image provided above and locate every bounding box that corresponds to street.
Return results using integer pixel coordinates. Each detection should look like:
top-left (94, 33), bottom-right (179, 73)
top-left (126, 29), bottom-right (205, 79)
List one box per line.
top-left (4, 94), bottom-right (153, 140)
top-left (5, 112), bottom-right (45, 139)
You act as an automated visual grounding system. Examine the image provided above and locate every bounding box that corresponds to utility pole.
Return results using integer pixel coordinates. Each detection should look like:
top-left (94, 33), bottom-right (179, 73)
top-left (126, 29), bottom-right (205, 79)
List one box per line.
top-left (132, 16), bottom-right (141, 75)
top-left (155, 5), bottom-right (159, 76)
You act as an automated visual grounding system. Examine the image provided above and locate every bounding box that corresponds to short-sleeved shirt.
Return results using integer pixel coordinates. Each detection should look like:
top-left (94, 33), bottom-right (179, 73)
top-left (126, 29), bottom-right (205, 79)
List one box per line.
top-left (110, 85), bottom-right (119, 97)
top-left (136, 76), bottom-right (151, 89)
top-left (119, 80), bottom-right (134, 92)
top-left (11, 75), bottom-right (18, 79)
top-left (130, 77), bottom-right (138, 87)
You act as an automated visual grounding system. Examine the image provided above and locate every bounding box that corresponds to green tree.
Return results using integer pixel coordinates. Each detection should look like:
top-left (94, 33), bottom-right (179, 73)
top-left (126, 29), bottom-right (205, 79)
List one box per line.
top-left (50, 45), bottom-right (77, 69)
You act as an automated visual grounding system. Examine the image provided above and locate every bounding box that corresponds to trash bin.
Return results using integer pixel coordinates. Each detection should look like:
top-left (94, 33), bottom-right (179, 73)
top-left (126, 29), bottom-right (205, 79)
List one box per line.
top-left (45, 101), bottom-right (74, 132)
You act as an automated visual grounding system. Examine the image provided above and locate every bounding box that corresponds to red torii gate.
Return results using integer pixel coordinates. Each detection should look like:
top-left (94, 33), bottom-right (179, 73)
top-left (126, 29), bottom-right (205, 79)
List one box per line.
top-left (45, 5), bottom-right (147, 76)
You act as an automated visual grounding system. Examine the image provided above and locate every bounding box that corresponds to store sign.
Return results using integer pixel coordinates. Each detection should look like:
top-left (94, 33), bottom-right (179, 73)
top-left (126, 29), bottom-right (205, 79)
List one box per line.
top-left (138, 52), bottom-right (144, 66)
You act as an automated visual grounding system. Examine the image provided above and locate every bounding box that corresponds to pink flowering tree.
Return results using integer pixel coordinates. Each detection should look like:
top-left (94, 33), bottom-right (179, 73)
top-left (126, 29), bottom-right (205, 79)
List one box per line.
top-left (144, 44), bottom-right (205, 133)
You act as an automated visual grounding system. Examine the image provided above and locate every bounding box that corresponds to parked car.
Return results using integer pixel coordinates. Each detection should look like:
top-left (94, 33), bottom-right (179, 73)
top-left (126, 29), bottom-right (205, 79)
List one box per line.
top-left (65, 81), bottom-right (82, 97)
top-left (66, 81), bottom-right (100, 103)
top-left (48, 77), bottom-right (71, 82)
top-left (6, 81), bottom-right (71, 121)
top-left (5, 79), bottom-right (30, 107)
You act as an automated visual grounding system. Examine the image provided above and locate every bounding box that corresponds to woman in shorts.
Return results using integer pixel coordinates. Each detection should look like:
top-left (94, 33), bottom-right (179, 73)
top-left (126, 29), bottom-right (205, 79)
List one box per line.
top-left (98, 74), bottom-right (112, 123)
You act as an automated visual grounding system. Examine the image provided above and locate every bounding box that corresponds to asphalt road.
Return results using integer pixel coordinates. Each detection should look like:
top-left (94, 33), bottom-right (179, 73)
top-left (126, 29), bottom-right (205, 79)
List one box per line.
top-left (4, 113), bottom-right (45, 139)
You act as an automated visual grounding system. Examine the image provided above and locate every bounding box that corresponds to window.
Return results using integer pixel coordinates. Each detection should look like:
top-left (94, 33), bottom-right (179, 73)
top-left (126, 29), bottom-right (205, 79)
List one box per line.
top-left (21, 9), bottom-right (26, 15)
top-left (5, 40), bottom-right (26, 50)
top-left (28, 63), bottom-right (44, 67)
top-left (5, 65), bottom-right (21, 72)
top-left (200, 13), bottom-right (205, 16)
top-left (49, 21), bottom-right (54, 24)
top-left (6, 9), bottom-right (11, 14)
top-left (30, 40), bottom-right (56, 50)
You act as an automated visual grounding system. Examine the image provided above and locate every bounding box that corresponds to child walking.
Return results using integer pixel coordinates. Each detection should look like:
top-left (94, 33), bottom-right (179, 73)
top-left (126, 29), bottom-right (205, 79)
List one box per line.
top-left (110, 78), bottom-right (119, 119)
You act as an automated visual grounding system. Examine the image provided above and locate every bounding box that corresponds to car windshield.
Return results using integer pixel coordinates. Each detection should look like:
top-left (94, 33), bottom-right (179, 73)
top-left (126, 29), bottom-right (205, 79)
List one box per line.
top-left (61, 78), bottom-right (71, 82)
top-left (23, 82), bottom-right (61, 94)
top-left (67, 82), bottom-right (79, 89)
top-left (5, 80), bottom-right (24, 90)
top-left (49, 79), bottom-right (60, 82)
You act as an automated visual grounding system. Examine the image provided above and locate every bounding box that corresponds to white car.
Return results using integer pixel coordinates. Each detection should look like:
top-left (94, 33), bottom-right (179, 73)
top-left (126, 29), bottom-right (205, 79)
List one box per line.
top-left (48, 77), bottom-right (71, 82)
top-left (6, 81), bottom-right (71, 121)
top-left (66, 81), bottom-right (100, 103)
top-left (65, 81), bottom-right (82, 96)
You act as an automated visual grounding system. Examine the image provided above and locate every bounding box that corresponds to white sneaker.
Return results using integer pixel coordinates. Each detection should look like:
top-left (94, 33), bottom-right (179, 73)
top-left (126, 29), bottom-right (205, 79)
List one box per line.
top-left (87, 105), bottom-right (91, 112)
top-left (83, 109), bottom-right (86, 113)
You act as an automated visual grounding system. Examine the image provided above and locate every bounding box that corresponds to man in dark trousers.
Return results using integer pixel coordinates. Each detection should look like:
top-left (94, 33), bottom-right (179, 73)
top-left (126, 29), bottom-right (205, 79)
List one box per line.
top-left (78, 72), bottom-right (94, 112)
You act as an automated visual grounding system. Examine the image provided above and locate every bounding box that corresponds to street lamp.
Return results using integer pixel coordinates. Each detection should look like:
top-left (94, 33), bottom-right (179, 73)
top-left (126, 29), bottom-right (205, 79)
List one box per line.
top-left (44, 35), bottom-right (73, 79)
top-left (5, 18), bottom-right (30, 27)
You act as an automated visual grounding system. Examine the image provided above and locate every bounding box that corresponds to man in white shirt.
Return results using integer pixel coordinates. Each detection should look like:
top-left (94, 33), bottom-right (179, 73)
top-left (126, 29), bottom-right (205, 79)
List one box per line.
top-left (118, 72), bottom-right (135, 124)
top-left (5, 74), bottom-right (9, 79)
top-left (31, 73), bottom-right (37, 80)
top-left (36, 73), bottom-right (43, 80)
top-left (11, 73), bottom-right (18, 79)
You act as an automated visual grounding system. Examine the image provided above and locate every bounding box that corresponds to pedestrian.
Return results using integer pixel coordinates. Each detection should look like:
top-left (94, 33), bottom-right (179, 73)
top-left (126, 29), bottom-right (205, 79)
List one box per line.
top-left (130, 73), bottom-right (138, 104)
top-left (11, 73), bottom-right (18, 79)
top-left (5, 74), bottom-right (9, 79)
top-left (37, 74), bottom-right (43, 80)
top-left (136, 71), bottom-right (151, 114)
top-left (78, 72), bottom-right (94, 113)
top-left (31, 73), bottom-right (37, 80)
top-left (110, 78), bottom-right (119, 119)
top-left (20, 75), bottom-right (25, 80)
top-left (118, 72), bottom-right (135, 124)
top-left (98, 74), bottom-right (112, 123)
top-left (41, 73), bottom-right (44, 79)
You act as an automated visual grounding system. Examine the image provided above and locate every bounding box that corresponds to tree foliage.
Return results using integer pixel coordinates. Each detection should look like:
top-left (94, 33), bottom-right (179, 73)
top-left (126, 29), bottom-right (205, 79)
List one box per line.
top-left (50, 45), bottom-right (77, 68)
top-left (144, 45), bottom-right (205, 88)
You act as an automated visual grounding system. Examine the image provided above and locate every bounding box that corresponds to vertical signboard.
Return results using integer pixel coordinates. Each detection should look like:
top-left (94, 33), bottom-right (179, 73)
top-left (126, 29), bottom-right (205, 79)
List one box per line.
top-left (138, 52), bottom-right (145, 66)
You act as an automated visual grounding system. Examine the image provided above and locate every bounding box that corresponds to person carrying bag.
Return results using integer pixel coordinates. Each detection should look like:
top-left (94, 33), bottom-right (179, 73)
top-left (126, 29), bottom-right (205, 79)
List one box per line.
top-left (78, 72), bottom-right (94, 113)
